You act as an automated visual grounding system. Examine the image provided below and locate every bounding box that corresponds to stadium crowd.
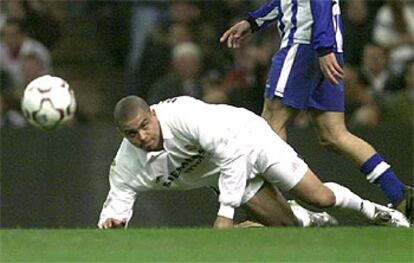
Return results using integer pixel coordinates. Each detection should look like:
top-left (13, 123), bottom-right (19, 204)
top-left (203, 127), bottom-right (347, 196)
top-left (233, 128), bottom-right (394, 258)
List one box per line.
top-left (0, 0), bottom-right (413, 129)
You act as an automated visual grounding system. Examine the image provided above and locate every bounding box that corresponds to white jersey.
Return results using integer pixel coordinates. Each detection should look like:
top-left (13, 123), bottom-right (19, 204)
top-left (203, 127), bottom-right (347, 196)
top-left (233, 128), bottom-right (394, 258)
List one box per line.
top-left (98, 96), bottom-right (306, 226)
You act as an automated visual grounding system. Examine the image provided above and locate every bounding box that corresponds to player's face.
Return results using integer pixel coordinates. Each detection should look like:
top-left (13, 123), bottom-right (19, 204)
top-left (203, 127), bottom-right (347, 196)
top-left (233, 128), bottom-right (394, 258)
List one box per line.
top-left (119, 109), bottom-right (163, 151)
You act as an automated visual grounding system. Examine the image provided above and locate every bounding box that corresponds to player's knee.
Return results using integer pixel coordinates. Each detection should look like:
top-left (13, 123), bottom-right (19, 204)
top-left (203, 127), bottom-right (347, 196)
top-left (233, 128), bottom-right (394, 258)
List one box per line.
top-left (319, 137), bottom-right (339, 152)
top-left (318, 131), bottom-right (348, 152)
top-left (309, 190), bottom-right (336, 208)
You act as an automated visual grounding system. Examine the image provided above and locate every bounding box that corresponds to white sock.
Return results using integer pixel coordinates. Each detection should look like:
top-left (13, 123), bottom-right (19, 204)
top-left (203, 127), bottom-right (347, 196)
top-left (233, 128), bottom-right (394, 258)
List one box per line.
top-left (324, 182), bottom-right (376, 219)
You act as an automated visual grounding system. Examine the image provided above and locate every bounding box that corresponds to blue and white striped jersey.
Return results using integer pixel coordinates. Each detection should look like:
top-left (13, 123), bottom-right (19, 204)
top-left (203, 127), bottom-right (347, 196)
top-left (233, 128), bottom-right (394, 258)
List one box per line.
top-left (247, 0), bottom-right (343, 53)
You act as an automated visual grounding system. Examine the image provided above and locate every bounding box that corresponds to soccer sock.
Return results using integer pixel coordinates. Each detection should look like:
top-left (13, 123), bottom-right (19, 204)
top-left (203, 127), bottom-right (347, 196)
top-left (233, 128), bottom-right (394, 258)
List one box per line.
top-left (324, 182), bottom-right (376, 219)
top-left (360, 153), bottom-right (405, 206)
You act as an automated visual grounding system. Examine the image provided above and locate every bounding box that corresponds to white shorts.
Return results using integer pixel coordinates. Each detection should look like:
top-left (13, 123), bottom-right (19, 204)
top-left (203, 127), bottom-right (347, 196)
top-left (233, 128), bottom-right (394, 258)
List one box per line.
top-left (208, 176), bottom-right (264, 205)
top-left (241, 176), bottom-right (265, 204)
top-left (240, 151), bottom-right (307, 205)
top-left (244, 117), bottom-right (309, 191)
top-left (215, 115), bottom-right (308, 204)
top-left (261, 156), bottom-right (308, 191)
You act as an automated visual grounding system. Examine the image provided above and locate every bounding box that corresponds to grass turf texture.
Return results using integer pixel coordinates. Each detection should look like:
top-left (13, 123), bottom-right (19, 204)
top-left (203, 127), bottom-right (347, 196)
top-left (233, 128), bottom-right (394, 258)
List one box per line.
top-left (1, 227), bottom-right (413, 262)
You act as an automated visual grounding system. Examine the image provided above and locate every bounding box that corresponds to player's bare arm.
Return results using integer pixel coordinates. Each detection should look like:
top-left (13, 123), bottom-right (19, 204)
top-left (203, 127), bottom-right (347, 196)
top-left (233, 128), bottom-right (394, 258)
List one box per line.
top-left (318, 52), bottom-right (344, 85)
top-left (219, 20), bottom-right (252, 49)
top-left (99, 218), bottom-right (126, 229)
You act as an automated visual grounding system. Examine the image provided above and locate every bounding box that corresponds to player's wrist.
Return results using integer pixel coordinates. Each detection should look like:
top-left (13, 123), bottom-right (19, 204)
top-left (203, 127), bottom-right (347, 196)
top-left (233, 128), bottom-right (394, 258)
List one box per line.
top-left (244, 15), bottom-right (259, 33)
top-left (317, 47), bottom-right (333, 57)
top-left (218, 204), bottom-right (235, 219)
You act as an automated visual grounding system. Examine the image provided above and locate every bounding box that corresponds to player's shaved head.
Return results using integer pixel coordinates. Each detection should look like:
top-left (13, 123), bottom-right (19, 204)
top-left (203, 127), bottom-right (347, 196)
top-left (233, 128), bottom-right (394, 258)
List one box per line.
top-left (114, 96), bottom-right (150, 127)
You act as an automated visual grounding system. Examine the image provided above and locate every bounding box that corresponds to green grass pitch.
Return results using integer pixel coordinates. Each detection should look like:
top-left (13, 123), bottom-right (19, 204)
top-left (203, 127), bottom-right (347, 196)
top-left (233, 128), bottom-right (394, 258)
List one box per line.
top-left (1, 227), bottom-right (413, 262)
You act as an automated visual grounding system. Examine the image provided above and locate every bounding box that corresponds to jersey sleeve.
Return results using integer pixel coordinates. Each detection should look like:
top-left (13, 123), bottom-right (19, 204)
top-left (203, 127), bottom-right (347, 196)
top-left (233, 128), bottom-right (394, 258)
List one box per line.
top-left (97, 158), bottom-right (137, 228)
top-left (310, 0), bottom-right (336, 55)
top-left (246, 0), bottom-right (279, 32)
top-left (214, 147), bottom-right (251, 218)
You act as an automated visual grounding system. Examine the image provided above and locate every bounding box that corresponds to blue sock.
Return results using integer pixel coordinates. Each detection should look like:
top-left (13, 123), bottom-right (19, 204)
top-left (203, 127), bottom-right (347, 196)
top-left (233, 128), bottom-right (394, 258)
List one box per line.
top-left (360, 153), bottom-right (405, 206)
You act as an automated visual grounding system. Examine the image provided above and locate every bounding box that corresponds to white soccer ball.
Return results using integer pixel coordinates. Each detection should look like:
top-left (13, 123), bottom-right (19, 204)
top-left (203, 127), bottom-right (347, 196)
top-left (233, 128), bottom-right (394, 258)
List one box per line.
top-left (21, 75), bottom-right (76, 130)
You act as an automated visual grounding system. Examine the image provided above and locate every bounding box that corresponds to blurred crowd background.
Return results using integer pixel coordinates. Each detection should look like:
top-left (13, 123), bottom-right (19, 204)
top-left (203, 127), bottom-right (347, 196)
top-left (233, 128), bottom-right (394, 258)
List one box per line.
top-left (1, 0), bottom-right (413, 129)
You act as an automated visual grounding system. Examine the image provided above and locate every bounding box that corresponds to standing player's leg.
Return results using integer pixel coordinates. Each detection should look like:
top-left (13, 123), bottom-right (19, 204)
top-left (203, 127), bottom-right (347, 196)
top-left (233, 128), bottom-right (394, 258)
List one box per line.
top-left (299, 48), bottom-right (411, 222)
top-left (261, 41), bottom-right (412, 222)
top-left (253, 123), bottom-right (409, 227)
top-left (261, 44), bottom-right (316, 141)
top-left (261, 98), bottom-right (299, 141)
top-left (264, 163), bottom-right (410, 227)
top-left (308, 108), bottom-right (412, 221)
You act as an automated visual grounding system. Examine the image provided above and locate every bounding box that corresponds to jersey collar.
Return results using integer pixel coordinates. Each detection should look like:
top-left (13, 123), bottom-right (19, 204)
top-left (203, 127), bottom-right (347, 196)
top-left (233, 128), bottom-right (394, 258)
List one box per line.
top-left (152, 107), bottom-right (174, 140)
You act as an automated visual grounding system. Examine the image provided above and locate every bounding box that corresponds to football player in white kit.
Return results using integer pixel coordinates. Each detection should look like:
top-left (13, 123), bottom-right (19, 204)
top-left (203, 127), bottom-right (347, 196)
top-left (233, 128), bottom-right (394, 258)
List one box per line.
top-left (98, 96), bottom-right (410, 228)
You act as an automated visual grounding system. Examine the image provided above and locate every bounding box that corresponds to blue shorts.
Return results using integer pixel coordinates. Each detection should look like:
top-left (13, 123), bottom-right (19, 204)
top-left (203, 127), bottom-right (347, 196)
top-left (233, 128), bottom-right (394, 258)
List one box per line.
top-left (264, 43), bottom-right (345, 112)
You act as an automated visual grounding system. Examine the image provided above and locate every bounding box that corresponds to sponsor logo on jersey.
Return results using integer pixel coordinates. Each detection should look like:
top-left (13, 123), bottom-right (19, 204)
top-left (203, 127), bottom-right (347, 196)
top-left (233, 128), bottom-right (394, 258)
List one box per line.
top-left (156, 149), bottom-right (207, 187)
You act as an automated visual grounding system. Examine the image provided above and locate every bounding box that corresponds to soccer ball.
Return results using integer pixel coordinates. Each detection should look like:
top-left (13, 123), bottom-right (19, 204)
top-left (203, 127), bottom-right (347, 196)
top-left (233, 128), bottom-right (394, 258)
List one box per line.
top-left (21, 75), bottom-right (76, 130)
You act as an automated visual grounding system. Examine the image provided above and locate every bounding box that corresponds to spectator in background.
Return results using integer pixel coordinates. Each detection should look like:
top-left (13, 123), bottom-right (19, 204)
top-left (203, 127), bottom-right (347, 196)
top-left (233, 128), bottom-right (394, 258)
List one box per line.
top-left (0, 92), bottom-right (27, 128)
top-left (382, 60), bottom-right (414, 127)
top-left (201, 70), bottom-right (229, 105)
top-left (0, 0), bottom-right (61, 50)
top-left (147, 42), bottom-right (203, 104)
top-left (95, 1), bottom-right (131, 68)
top-left (358, 43), bottom-right (400, 96)
top-left (0, 19), bottom-right (52, 94)
top-left (0, 70), bottom-right (27, 128)
top-left (223, 44), bottom-right (263, 114)
top-left (167, 23), bottom-right (195, 47)
top-left (372, 0), bottom-right (414, 75)
top-left (196, 21), bottom-right (232, 74)
top-left (127, 2), bottom-right (200, 96)
top-left (347, 43), bottom-right (389, 127)
top-left (221, 18), bottom-right (278, 115)
top-left (126, 2), bottom-right (163, 74)
top-left (342, 0), bottom-right (373, 120)
top-left (342, 0), bottom-right (372, 69)
top-left (127, 1), bottom-right (261, 105)
top-left (21, 53), bottom-right (48, 87)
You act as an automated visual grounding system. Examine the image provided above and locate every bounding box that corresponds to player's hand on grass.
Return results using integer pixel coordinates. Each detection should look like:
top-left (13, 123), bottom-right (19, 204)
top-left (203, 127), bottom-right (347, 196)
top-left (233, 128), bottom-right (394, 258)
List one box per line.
top-left (220, 20), bottom-right (252, 48)
top-left (213, 216), bottom-right (234, 229)
top-left (99, 218), bottom-right (126, 229)
top-left (319, 52), bottom-right (344, 85)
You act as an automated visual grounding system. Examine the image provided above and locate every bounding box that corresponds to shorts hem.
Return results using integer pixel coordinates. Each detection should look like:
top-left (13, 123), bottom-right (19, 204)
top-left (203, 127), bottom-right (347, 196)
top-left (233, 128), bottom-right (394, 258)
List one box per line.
top-left (280, 162), bottom-right (308, 191)
top-left (264, 94), bottom-right (345, 112)
top-left (306, 103), bottom-right (345, 112)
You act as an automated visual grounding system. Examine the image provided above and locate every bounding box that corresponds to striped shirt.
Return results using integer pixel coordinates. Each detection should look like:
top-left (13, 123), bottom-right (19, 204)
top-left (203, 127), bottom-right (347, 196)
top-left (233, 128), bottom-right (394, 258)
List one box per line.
top-left (248, 0), bottom-right (343, 53)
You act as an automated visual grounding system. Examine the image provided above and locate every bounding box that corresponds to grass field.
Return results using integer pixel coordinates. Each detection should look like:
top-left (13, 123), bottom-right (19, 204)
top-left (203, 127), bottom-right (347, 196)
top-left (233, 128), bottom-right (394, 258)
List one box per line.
top-left (1, 227), bottom-right (413, 262)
